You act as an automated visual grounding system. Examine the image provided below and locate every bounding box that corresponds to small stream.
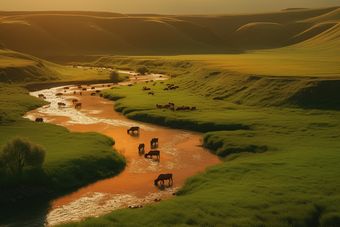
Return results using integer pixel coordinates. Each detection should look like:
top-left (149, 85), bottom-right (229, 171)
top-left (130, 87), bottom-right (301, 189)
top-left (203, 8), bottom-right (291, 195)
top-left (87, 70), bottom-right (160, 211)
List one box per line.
top-left (1, 73), bottom-right (222, 227)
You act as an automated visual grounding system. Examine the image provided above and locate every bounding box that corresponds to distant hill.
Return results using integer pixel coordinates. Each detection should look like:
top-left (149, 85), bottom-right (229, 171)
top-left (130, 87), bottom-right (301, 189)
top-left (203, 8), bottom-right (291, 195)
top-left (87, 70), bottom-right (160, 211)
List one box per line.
top-left (0, 6), bottom-right (339, 59)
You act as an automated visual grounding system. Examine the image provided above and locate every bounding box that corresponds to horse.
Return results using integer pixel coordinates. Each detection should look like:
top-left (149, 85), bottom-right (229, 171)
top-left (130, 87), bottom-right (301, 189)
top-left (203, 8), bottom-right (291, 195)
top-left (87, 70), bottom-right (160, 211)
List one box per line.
top-left (150, 138), bottom-right (158, 146)
top-left (35, 118), bottom-right (43, 123)
top-left (127, 126), bottom-right (139, 134)
top-left (145, 150), bottom-right (160, 159)
top-left (154, 173), bottom-right (172, 185)
top-left (75, 103), bottom-right (82, 108)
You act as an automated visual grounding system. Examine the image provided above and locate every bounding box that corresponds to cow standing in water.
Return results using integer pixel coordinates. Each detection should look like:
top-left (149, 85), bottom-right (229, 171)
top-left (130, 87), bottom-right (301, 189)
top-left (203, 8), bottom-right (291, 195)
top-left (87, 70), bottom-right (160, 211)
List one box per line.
top-left (144, 150), bottom-right (160, 159)
top-left (150, 138), bottom-right (158, 146)
top-left (154, 173), bottom-right (173, 185)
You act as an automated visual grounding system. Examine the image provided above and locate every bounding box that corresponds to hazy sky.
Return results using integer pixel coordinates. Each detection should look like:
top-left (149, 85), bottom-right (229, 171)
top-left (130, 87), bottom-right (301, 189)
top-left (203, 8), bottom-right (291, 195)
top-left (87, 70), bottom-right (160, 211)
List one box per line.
top-left (1, 0), bottom-right (339, 14)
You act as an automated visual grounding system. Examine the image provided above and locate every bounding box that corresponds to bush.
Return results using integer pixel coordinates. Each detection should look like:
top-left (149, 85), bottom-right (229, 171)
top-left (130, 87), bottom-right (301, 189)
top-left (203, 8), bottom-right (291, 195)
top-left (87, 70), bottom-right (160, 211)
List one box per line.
top-left (109, 71), bottom-right (120, 83)
top-left (136, 66), bottom-right (148, 75)
top-left (0, 136), bottom-right (46, 174)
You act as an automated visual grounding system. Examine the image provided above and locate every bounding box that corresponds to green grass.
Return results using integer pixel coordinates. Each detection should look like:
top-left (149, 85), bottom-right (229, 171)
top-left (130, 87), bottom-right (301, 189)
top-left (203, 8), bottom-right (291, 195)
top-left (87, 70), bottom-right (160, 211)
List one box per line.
top-left (58, 53), bottom-right (340, 227)
top-left (0, 81), bottom-right (126, 192)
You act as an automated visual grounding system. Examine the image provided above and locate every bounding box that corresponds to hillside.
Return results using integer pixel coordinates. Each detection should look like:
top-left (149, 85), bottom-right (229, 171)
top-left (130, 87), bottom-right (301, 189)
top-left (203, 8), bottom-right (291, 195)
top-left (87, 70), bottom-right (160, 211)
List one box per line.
top-left (0, 6), bottom-right (340, 59)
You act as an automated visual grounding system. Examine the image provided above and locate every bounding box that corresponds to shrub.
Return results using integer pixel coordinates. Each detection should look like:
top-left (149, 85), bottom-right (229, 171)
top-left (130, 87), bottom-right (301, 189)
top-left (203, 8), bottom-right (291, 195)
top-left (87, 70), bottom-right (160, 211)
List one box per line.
top-left (109, 71), bottom-right (120, 83)
top-left (0, 136), bottom-right (46, 174)
top-left (136, 66), bottom-right (148, 75)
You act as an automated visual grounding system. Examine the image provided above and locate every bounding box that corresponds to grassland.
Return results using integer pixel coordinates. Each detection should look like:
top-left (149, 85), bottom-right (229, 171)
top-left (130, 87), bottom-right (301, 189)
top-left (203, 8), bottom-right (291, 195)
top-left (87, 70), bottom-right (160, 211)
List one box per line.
top-left (0, 58), bottom-right (126, 199)
top-left (0, 5), bottom-right (340, 227)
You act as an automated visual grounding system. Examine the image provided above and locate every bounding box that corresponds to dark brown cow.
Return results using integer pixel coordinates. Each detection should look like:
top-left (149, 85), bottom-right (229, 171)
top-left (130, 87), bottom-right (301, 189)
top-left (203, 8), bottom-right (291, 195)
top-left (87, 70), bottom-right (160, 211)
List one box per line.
top-left (127, 126), bottom-right (139, 133)
top-left (138, 143), bottom-right (145, 152)
top-left (90, 93), bottom-right (96, 96)
top-left (150, 138), bottom-right (158, 146)
top-left (91, 87), bottom-right (95, 90)
top-left (82, 88), bottom-right (87, 91)
top-left (75, 103), bottom-right (82, 108)
top-left (72, 99), bottom-right (78, 104)
top-left (38, 94), bottom-right (45, 98)
top-left (96, 90), bottom-right (101, 93)
top-left (148, 91), bottom-right (154, 95)
top-left (176, 106), bottom-right (185, 111)
top-left (73, 91), bottom-right (76, 94)
top-left (190, 106), bottom-right (196, 111)
top-left (154, 173), bottom-right (172, 185)
top-left (156, 104), bottom-right (163, 109)
top-left (145, 150), bottom-right (160, 159)
top-left (58, 102), bottom-right (66, 108)
top-left (55, 93), bottom-right (63, 97)
top-left (35, 118), bottom-right (44, 123)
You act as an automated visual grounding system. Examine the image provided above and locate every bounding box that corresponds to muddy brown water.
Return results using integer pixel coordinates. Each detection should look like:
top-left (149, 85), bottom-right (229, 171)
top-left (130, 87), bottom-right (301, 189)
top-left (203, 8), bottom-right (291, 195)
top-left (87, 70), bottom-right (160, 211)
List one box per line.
top-left (2, 74), bottom-right (222, 226)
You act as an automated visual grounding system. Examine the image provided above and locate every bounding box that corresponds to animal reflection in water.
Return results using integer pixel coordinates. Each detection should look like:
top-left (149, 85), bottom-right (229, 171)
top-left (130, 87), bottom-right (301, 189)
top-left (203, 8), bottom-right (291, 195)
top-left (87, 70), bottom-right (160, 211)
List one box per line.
top-left (144, 150), bottom-right (160, 160)
top-left (127, 126), bottom-right (139, 134)
top-left (154, 173), bottom-right (173, 186)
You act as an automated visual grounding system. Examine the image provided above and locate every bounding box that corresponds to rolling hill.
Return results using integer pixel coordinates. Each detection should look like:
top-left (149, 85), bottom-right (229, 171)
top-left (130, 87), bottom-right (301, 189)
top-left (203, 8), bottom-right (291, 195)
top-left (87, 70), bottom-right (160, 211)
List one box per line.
top-left (0, 6), bottom-right (340, 59)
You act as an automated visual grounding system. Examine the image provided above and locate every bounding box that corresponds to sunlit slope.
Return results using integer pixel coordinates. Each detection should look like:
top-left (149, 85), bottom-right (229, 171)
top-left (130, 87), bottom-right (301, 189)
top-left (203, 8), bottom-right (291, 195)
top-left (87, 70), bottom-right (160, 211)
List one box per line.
top-left (1, 6), bottom-right (340, 57)
top-left (0, 49), bottom-right (62, 82)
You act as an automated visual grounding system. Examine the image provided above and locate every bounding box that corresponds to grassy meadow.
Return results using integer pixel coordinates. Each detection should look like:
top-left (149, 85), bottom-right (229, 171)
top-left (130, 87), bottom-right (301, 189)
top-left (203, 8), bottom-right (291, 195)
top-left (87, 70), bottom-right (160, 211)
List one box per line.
top-left (0, 60), bottom-right (126, 194)
top-left (0, 5), bottom-right (340, 227)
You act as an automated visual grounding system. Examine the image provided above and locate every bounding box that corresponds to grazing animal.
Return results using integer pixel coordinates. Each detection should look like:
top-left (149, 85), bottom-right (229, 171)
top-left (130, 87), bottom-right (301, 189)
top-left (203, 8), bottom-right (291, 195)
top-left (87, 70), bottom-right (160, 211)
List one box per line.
top-left (38, 94), bottom-right (44, 98)
top-left (91, 87), bottom-right (95, 90)
top-left (127, 126), bottom-right (139, 133)
top-left (90, 93), bottom-right (96, 96)
top-left (176, 106), bottom-right (185, 111)
top-left (163, 88), bottom-right (169, 90)
top-left (156, 104), bottom-right (163, 109)
top-left (170, 105), bottom-right (175, 111)
top-left (144, 150), bottom-right (160, 159)
top-left (190, 106), bottom-right (196, 111)
top-left (150, 137), bottom-right (158, 146)
top-left (75, 103), bottom-right (82, 108)
top-left (183, 106), bottom-right (190, 110)
top-left (160, 82), bottom-right (164, 84)
top-left (95, 90), bottom-right (101, 93)
top-left (148, 91), bottom-right (154, 95)
top-left (169, 102), bottom-right (175, 106)
top-left (82, 88), bottom-right (87, 91)
top-left (108, 84), bottom-right (111, 87)
top-left (55, 93), bottom-right (63, 97)
top-left (58, 102), bottom-right (66, 108)
top-left (72, 99), bottom-right (78, 104)
top-left (154, 173), bottom-right (173, 185)
top-left (128, 84), bottom-right (132, 86)
top-left (73, 91), bottom-right (76, 94)
top-left (138, 143), bottom-right (145, 152)
top-left (35, 118), bottom-right (43, 123)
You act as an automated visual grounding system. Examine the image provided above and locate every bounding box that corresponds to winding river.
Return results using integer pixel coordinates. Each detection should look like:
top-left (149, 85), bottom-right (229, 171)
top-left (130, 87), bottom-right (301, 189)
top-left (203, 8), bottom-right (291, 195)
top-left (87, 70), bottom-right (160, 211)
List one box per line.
top-left (2, 73), bottom-right (222, 227)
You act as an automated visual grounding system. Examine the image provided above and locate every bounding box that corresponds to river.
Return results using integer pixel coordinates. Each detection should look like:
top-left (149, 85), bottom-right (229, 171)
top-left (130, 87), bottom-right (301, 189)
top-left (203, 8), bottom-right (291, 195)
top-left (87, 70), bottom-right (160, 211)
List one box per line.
top-left (1, 72), bottom-right (222, 227)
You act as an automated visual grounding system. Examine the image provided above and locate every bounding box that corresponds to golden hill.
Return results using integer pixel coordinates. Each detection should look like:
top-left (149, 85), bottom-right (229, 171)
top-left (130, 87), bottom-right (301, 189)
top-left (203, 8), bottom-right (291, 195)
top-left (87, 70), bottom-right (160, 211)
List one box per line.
top-left (0, 6), bottom-right (339, 58)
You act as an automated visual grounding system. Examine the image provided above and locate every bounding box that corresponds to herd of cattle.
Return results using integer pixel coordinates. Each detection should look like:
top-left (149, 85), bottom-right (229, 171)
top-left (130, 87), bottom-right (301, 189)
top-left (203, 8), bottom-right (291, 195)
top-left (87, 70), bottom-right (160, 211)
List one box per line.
top-left (127, 126), bottom-right (172, 186)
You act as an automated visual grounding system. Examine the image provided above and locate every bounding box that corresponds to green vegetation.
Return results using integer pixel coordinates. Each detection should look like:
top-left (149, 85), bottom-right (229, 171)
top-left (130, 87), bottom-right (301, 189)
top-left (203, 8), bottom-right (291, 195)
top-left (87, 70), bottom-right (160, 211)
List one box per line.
top-left (136, 65), bottom-right (148, 75)
top-left (59, 52), bottom-right (340, 226)
top-left (0, 58), bottom-right (126, 193)
top-left (1, 5), bottom-right (340, 227)
top-left (0, 136), bottom-right (46, 173)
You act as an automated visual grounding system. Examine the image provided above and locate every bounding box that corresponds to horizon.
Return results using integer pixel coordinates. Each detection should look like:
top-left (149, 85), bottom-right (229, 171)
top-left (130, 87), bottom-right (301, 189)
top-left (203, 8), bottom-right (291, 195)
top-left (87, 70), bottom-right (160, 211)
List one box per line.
top-left (1, 0), bottom-right (339, 15)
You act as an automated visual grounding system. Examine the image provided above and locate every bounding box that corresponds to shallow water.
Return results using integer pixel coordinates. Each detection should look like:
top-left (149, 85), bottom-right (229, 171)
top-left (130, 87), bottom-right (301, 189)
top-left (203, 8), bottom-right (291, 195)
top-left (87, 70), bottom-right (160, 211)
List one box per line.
top-left (2, 74), bottom-right (222, 226)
